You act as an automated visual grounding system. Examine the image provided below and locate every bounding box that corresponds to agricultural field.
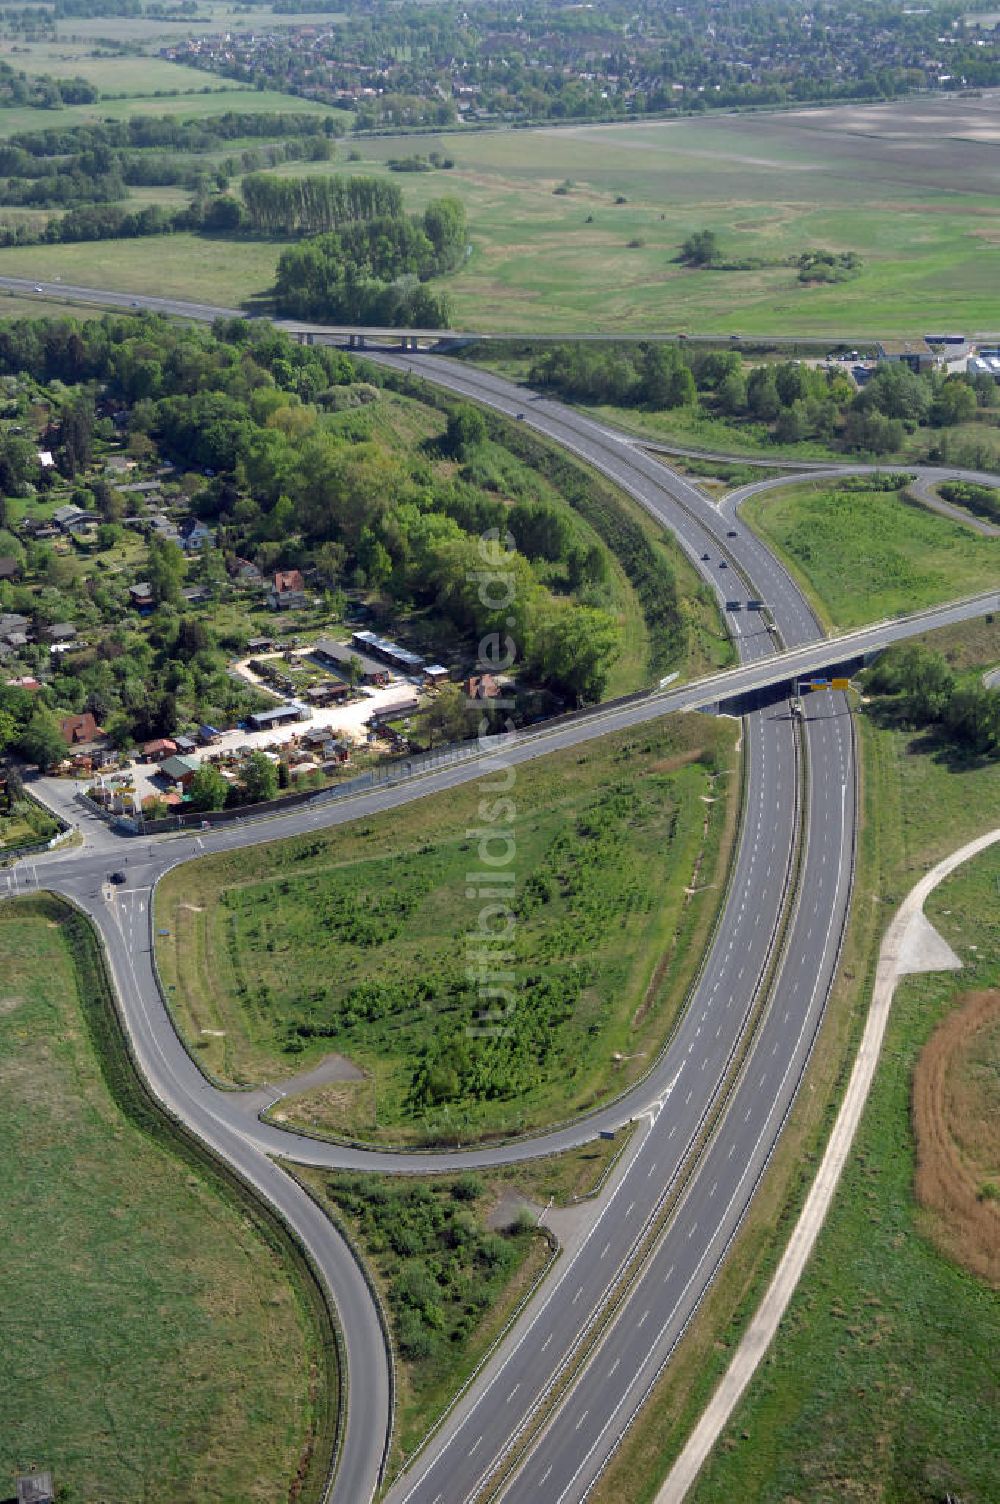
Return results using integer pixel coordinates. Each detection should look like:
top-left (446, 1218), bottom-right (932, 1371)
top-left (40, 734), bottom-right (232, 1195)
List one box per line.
top-left (0, 92), bottom-right (995, 332)
top-left (741, 475), bottom-right (1000, 631)
top-left (156, 711), bottom-right (740, 1144)
top-left (0, 84), bottom-right (343, 140)
top-left (590, 614), bottom-right (1000, 1504)
top-left (0, 896), bottom-right (329, 1504)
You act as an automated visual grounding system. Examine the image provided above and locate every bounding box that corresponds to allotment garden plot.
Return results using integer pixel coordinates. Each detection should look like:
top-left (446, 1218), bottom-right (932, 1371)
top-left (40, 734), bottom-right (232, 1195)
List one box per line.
top-left (157, 711), bottom-right (739, 1144)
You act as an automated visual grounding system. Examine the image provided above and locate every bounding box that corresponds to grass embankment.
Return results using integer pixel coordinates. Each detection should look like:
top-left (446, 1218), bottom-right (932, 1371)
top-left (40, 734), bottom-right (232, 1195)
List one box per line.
top-left (373, 366), bottom-right (733, 690)
top-left (741, 476), bottom-right (1000, 631)
top-left (0, 895), bottom-right (335, 1504)
top-left (589, 620), bottom-right (1000, 1504)
top-left (157, 712), bottom-right (740, 1144)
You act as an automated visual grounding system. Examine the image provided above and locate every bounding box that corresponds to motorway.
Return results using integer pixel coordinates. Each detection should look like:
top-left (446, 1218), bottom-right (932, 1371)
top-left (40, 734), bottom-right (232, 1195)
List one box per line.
top-left (3, 293), bottom-right (997, 1504)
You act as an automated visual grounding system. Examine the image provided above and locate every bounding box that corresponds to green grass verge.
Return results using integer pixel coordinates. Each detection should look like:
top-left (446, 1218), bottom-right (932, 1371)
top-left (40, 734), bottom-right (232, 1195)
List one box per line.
top-left (0, 894), bottom-right (338, 1504)
top-left (741, 477), bottom-right (1000, 632)
top-left (588, 623), bottom-right (1000, 1504)
top-left (157, 711), bottom-right (740, 1144)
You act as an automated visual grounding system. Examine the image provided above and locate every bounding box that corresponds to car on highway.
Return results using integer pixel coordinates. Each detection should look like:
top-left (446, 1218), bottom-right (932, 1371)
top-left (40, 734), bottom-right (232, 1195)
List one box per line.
top-left (701, 551), bottom-right (711, 560)
top-left (33, 285), bottom-right (43, 293)
top-left (719, 560), bottom-right (728, 569)
top-left (515, 411), bottom-right (525, 419)
top-left (108, 870), bottom-right (126, 885)
top-left (727, 528), bottom-right (738, 537)
top-left (726, 599), bottom-right (743, 610)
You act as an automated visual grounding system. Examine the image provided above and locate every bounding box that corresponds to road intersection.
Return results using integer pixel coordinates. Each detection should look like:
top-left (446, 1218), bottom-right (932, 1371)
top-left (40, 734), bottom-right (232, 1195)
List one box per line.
top-left (4, 299), bottom-right (997, 1504)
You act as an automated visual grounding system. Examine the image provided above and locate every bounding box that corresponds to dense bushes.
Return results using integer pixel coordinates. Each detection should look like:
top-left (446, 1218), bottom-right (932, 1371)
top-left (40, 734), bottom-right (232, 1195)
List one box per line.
top-left (324, 1174), bottom-right (531, 1368)
top-left (938, 481), bottom-right (1000, 526)
top-left (866, 644), bottom-right (1000, 757)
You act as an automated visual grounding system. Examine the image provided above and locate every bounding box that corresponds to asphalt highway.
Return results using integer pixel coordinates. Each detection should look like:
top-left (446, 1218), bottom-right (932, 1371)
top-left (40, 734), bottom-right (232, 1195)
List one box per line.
top-left (5, 299), bottom-right (996, 1504)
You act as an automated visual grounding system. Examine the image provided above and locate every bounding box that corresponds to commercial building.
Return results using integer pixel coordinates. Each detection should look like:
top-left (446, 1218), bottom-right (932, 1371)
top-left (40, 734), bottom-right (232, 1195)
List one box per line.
top-left (351, 629), bottom-right (425, 675)
top-left (247, 703), bottom-right (309, 731)
top-left (312, 636), bottom-right (389, 684)
top-left (875, 337), bottom-right (934, 373)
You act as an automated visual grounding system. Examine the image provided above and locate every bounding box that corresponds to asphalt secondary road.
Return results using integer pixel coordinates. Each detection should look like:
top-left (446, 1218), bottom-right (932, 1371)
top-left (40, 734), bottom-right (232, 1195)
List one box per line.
top-left (6, 301), bottom-right (997, 1504)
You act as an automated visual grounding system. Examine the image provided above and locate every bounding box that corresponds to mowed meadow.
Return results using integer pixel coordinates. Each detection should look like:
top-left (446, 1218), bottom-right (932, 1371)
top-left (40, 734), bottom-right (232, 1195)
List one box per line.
top-left (741, 476), bottom-right (1000, 631)
top-left (0, 89), bottom-right (997, 331)
top-left (0, 898), bottom-right (326, 1503)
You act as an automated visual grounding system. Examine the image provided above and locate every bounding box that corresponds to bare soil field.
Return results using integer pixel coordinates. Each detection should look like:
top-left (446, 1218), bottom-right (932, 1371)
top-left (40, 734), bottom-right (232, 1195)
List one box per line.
top-left (913, 987), bottom-right (1000, 1286)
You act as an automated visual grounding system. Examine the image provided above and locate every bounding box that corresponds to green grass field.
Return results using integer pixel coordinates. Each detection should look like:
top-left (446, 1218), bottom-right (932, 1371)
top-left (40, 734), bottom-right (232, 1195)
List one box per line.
top-left (0, 86), bottom-right (345, 139)
top-left (741, 477), bottom-right (1000, 631)
top-left (0, 896), bottom-right (325, 1504)
top-left (590, 617), bottom-right (1000, 1504)
top-left (0, 93), bottom-right (995, 333)
top-left (0, 41), bottom-right (233, 96)
top-left (690, 845), bottom-right (1000, 1504)
top-left (156, 711), bottom-right (740, 1144)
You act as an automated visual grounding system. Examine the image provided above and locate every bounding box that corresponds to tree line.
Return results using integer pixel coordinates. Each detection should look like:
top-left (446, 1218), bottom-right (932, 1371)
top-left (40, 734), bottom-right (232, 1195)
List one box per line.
top-left (273, 193), bottom-right (467, 326)
top-left (241, 172), bottom-right (403, 237)
top-left (527, 342), bottom-right (995, 456)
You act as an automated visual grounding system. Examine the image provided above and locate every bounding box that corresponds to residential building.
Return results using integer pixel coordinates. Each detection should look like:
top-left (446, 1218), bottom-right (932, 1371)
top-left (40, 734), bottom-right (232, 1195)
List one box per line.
top-left (143, 737), bottom-right (178, 761)
top-left (179, 517), bottom-right (215, 552)
top-left (269, 569), bottom-right (308, 609)
top-left (230, 557), bottom-right (263, 585)
top-left (129, 582), bottom-right (155, 611)
top-left (0, 612), bottom-right (30, 640)
top-left (43, 622), bottom-right (77, 644)
top-left (60, 712), bottom-right (104, 747)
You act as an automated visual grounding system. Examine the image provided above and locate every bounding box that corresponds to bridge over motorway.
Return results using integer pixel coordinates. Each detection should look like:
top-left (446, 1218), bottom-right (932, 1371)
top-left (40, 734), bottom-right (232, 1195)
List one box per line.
top-left (3, 279), bottom-right (998, 1504)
